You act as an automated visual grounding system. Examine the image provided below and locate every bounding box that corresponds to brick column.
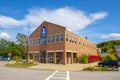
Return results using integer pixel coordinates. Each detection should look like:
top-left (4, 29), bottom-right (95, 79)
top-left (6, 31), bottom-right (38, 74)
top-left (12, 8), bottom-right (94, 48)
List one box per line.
top-left (54, 51), bottom-right (56, 64)
top-left (46, 52), bottom-right (48, 63)
top-left (38, 53), bottom-right (41, 63)
top-left (32, 53), bottom-right (34, 62)
top-left (63, 50), bottom-right (67, 65)
top-left (71, 52), bottom-right (73, 64)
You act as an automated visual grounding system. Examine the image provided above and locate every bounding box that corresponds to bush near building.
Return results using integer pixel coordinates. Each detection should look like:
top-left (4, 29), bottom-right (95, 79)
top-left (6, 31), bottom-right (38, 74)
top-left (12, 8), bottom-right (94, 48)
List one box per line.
top-left (78, 55), bottom-right (88, 64)
top-left (78, 55), bottom-right (100, 64)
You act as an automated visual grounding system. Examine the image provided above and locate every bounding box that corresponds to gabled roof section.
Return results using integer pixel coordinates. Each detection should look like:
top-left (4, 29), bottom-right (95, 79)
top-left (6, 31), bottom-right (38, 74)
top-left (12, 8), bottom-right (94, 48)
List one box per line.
top-left (43, 21), bottom-right (66, 29)
top-left (29, 21), bottom-right (66, 37)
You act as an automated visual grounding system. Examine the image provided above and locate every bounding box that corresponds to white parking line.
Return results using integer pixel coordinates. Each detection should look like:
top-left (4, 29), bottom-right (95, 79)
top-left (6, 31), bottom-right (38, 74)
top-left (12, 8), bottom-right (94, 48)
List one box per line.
top-left (45, 70), bottom-right (70, 80)
top-left (66, 71), bottom-right (70, 80)
top-left (45, 70), bottom-right (58, 80)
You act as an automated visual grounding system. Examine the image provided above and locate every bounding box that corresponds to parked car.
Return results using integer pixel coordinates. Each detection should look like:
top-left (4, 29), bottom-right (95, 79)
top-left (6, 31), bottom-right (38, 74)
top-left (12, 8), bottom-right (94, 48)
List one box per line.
top-left (98, 60), bottom-right (120, 68)
top-left (2, 57), bottom-right (8, 61)
top-left (0, 56), bottom-right (3, 60)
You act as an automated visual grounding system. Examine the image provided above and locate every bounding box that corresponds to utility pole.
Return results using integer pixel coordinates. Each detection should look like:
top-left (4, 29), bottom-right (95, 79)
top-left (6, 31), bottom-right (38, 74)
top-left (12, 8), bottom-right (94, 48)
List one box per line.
top-left (27, 26), bottom-right (29, 63)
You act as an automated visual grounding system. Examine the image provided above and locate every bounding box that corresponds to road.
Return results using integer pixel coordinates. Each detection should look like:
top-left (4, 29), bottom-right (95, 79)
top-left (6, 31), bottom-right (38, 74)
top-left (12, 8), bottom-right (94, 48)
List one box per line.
top-left (71, 71), bottom-right (120, 80)
top-left (0, 66), bottom-right (120, 80)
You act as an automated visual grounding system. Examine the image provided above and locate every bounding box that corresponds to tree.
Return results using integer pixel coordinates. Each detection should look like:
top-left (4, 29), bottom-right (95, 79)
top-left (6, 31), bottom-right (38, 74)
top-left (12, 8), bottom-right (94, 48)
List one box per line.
top-left (97, 40), bottom-right (120, 52)
top-left (16, 33), bottom-right (27, 45)
top-left (0, 39), bottom-right (9, 57)
top-left (16, 33), bottom-right (27, 59)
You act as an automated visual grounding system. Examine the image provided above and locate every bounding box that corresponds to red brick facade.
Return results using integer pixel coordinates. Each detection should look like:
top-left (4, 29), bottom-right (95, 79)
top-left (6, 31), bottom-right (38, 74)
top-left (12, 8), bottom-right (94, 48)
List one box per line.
top-left (28, 21), bottom-right (97, 64)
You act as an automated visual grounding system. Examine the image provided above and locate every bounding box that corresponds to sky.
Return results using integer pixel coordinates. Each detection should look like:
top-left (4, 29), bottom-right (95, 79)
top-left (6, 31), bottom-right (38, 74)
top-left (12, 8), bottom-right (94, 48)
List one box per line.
top-left (0, 0), bottom-right (120, 44)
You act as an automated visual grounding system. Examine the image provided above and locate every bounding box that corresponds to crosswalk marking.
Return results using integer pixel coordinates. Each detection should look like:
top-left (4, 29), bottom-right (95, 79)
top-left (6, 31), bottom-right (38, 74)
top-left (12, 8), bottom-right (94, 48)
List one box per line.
top-left (45, 70), bottom-right (70, 80)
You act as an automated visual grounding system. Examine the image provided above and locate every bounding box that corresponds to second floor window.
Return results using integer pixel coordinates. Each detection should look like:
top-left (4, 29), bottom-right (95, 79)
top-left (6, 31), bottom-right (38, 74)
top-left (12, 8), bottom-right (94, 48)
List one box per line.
top-left (42, 38), bottom-right (46, 44)
top-left (30, 40), bottom-right (34, 45)
top-left (66, 34), bottom-right (68, 41)
top-left (48, 36), bottom-right (51, 43)
top-left (51, 36), bottom-right (54, 43)
top-left (60, 34), bottom-right (64, 42)
top-left (56, 35), bottom-right (59, 42)
top-left (37, 39), bottom-right (40, 44)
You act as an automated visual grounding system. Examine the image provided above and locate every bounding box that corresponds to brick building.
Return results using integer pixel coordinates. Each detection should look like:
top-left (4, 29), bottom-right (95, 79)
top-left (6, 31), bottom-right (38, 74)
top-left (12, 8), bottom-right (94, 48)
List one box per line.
top-left (28, 21), bottom-right (97, 64)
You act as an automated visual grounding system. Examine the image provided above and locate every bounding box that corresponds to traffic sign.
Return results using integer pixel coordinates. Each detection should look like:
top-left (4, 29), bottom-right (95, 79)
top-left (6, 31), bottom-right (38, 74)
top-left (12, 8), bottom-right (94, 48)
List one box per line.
top-left (8, 53), bottom-right (12, 57)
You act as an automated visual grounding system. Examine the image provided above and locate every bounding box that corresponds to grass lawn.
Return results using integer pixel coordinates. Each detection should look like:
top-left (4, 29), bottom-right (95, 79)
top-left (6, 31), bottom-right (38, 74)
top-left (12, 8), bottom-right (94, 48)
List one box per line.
top-left (5, 62), bottom-right (36, 68)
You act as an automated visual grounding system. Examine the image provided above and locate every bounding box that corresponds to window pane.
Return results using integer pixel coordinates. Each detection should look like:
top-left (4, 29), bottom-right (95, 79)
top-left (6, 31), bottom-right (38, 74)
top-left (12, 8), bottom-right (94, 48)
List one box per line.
top-left (48, 36), bottom-right (50, 43)
top-left (37, 39), bottom-right (40, 44)
top-left (42, 38), bottom-right (46, 44)
top-left (60, 34), bottom-right (64, 42)
top-left (69, 36), bottom-right (72, 42)
top-left (51, 36), bottom-right (54, 43)
top-left (66, 34), bottom-right (68, 41)
top-left (56, 35), bottom-right (59, 42)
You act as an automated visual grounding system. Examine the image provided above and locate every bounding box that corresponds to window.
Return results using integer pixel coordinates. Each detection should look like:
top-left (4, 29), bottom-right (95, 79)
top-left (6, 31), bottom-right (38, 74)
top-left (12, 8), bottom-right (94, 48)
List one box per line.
top-left (60, 34), bottom-right (64, 42)
top-left (72, 37), bottom-right (74, 43)
top-left (48, 36), bottom-right (51, 43)
top-left (56, 35), bottom-right (59, 42)
top-left (34, 39), bottom-right (36, 45)
top-left (51, 36), bottom-right (54, 43)
top-left (66, 34), bottom-right (68, 41)
top-left (74, 38), bottom-right (77, 44)
top-left (69, 36), bottom-right (72, 42)
top-left (37, 39), bottom-right (40, 45)
top-left (42, 38), bottom-right (46, 44)
top-left (30, 40), bottom-right (34, 45)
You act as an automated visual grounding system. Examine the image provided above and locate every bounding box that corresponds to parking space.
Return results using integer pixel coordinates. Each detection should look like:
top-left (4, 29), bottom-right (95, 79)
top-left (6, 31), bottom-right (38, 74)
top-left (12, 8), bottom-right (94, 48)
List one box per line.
top-left (45, 70), bottom-right (70, 80)
top-left (0, 67), bottom-right (54, 80)
top-left (70, 71), bottom-right (120, 80)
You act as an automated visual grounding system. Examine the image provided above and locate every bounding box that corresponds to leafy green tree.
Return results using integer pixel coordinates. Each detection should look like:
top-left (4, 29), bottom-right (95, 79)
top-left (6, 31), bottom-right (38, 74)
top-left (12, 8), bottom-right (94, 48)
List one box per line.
top-left (97, 40), bottom-right (120, 52)
top-left (0, 39), bottom-right (9, 57)
top-left (16, 33), bottom-right (27, 45)
top-left (0, 33), bottom-right (27, 59)
top-left (16, 33), bottom-right (27, 59)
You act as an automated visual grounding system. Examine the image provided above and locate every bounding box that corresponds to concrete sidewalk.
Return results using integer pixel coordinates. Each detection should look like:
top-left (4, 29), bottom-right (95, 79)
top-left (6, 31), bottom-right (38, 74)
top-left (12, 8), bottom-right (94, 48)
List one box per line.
top-left (29, 62), bottom-right (98, 71)
top-left (0, 60), bottom-right (16, 67)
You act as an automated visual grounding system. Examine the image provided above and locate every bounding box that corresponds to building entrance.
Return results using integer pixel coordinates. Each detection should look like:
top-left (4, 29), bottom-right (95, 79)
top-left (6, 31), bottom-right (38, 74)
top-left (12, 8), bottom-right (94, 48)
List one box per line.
top-left (40, 51), bottom-right (46, 63)
top-left (67, 52), bottom-right (71, 64)
top-left (48, 52), bottom-right (54, 63)
top-left (34, 53), bottom-right (39, 62)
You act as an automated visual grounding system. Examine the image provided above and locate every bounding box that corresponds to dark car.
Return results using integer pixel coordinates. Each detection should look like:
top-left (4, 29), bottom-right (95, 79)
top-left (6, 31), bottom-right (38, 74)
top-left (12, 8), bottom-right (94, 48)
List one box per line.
top-left (98, 60), bottom-right (120, 68)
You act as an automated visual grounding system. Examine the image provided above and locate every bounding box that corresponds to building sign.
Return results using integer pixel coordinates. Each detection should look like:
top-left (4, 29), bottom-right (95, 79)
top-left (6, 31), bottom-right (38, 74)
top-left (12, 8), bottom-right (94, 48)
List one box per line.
top-left (41, 26), bottom-right (46, 38)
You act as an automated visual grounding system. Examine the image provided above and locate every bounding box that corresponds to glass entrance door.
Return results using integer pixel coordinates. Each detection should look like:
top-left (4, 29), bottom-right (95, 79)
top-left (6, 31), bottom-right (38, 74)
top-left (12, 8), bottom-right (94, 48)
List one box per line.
top-left (40, 51), bottom-right (46, 63)
top-left (48, 52), bottom-right (53, 63)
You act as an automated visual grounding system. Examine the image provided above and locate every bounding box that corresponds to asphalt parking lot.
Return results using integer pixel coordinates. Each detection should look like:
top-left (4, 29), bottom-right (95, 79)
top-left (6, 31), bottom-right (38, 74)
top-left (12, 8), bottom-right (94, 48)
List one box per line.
top-left (0, 61), bottom-right (120, 80)
top-left (0, 66), bottom-right (120, 80)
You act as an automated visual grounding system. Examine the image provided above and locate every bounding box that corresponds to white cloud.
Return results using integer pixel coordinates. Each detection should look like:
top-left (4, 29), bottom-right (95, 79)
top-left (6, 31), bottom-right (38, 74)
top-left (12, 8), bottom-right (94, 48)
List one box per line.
top-left (25, 7), bottom-right (107, 32)
top-left (0, 15), bottom-right (26, 28)
top-left (0, 7), bottom-right (108, 32)
top-left (0, 32), bottom-right (10, 39)
top-left (90, 12), bottom-right (108, 21)
top-left (102, 33), bottom-right (120, 40)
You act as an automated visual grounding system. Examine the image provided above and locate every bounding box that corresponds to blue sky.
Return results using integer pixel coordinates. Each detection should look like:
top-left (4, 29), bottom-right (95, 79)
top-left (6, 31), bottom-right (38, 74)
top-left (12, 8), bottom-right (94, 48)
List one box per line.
top-left (0, 0), bottom-right (120, 44)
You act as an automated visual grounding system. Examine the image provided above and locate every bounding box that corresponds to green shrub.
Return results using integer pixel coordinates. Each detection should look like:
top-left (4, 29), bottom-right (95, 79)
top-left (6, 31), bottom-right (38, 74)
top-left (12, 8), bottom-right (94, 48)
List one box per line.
top-left (12, 56), bottom-right (21, 63)
top-left (108, 54), bottom-right (118, 60)
top-left (78, 55), bottom-right (88, 64)
top-left (100, 67), bottom-right (110, 71)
